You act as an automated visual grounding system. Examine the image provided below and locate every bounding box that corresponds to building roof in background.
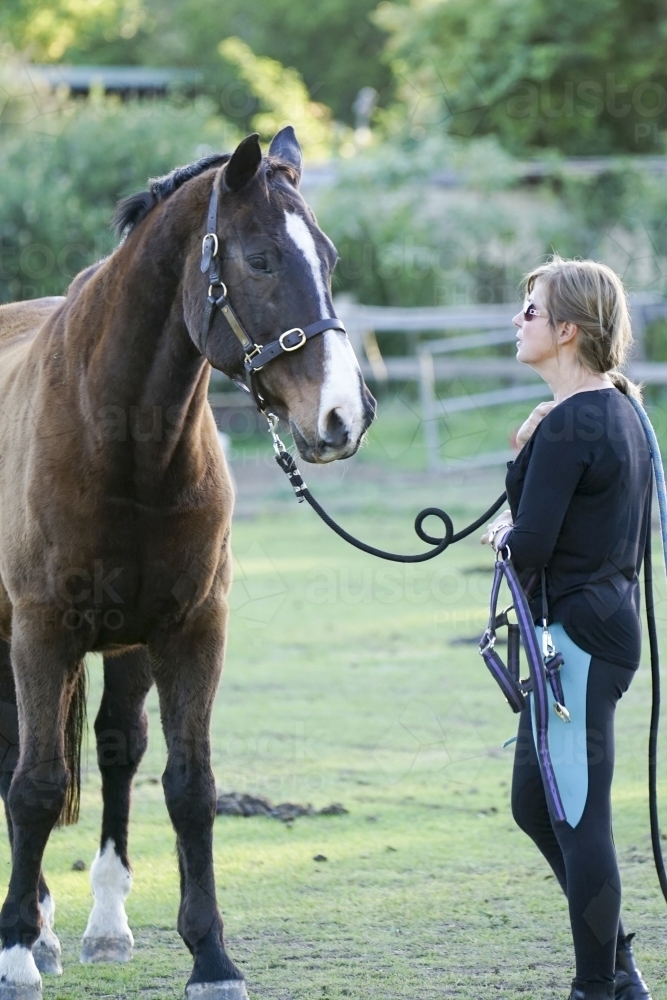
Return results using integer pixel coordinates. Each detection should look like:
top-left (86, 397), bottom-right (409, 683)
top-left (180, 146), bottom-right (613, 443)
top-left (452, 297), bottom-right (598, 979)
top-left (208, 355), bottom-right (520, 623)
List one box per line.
top-left (17, 66), bottom-right (667, 187)
top-left (27, 65), bottom-right (202, 95)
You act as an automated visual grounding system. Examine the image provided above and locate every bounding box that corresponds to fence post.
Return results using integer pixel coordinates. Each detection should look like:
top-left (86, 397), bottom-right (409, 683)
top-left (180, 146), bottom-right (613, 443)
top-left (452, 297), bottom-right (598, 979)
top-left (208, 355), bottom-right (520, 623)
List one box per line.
top-left (362, 329), bottom-right (388, 381)
top-left (419, 350), bottom-right (441, 471)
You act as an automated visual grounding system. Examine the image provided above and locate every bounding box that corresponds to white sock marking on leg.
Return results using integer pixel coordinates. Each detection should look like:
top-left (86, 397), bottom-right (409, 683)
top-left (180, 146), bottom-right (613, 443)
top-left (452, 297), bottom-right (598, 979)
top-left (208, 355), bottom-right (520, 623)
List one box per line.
top-left (83, 839), bottom-right (133, 944)
top-left (0, 945), bottom-right (41, 985)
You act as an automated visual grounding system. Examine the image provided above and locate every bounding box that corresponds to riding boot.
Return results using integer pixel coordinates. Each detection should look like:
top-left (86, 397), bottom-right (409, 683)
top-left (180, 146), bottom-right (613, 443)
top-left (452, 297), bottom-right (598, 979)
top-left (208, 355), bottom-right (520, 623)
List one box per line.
top-left (568, 981), bottom-right (615, 1000)
top-left (615, 934), bottom-right (652, 999)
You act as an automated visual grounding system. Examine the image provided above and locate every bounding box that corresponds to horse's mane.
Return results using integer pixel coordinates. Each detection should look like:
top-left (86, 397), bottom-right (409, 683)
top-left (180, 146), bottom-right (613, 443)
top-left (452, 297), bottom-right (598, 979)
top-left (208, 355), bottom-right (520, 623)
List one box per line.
top-left (113, 152), bottom-right (231, 237)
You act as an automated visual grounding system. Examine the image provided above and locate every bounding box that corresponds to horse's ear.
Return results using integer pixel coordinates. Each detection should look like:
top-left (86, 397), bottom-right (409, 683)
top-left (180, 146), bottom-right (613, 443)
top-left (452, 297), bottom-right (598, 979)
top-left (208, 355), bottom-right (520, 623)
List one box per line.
top-left (224, 133), bottom-right (262, 192)
top-left (268, 126), bottom-right (302, 186)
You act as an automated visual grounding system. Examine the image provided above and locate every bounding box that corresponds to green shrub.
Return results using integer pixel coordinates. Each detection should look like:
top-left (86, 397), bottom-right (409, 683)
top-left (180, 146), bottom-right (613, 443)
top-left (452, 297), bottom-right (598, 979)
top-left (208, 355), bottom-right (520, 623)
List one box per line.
top-left (312, 134), bottom-right (570, 313)
top-left (310, 131), bottom-right (667, 337)
top-left (0, 84), bottom-right (237, 302)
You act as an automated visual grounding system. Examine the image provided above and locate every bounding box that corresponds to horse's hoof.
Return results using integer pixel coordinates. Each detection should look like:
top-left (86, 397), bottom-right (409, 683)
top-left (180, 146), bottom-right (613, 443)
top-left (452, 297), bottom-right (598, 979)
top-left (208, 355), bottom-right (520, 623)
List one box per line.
top-left (80, 936), bottom-right (133, 963)
top-left (0, 986), bottom-right (41, 1000)
top-left (31, 942), bottom-right (62, 976)
top-left (185, 982), bottom-right (249, 1000)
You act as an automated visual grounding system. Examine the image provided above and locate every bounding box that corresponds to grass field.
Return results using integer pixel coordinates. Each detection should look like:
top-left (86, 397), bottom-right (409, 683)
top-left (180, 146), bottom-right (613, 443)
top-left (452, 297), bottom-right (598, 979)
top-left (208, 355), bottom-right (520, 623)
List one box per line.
top-left (219, 383), bottom-right (667, 471)
top-left (1, 459), bottom-right (666, 1000)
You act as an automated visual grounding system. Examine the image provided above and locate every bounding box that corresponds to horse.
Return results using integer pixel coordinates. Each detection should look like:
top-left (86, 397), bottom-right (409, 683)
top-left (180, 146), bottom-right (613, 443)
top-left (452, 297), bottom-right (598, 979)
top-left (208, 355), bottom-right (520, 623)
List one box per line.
top-left (0, 126), bottom-right (376, 1000)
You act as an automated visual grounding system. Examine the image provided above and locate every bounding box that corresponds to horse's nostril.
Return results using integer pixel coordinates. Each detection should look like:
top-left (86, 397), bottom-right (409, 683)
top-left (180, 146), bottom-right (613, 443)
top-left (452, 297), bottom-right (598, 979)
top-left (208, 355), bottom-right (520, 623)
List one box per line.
top-left (322, 408), bottom-right (349, 449)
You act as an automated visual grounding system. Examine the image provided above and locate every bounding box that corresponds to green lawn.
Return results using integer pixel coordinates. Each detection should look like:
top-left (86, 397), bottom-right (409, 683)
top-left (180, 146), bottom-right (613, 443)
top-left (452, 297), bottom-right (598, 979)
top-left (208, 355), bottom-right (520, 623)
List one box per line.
top-left (1, 468), bottom-right (666, 999)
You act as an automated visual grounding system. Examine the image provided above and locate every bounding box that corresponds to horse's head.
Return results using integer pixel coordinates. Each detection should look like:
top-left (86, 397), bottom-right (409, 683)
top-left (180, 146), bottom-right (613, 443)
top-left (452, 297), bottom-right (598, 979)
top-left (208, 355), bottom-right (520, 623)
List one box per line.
top-left (183, 128), bottom-right (376, 463)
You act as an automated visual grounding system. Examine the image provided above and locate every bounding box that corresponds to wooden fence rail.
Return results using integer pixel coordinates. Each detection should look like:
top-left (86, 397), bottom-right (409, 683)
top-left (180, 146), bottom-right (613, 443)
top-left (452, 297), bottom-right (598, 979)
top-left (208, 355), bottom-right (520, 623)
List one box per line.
top-left (334, 294), bottom-right (667, 470)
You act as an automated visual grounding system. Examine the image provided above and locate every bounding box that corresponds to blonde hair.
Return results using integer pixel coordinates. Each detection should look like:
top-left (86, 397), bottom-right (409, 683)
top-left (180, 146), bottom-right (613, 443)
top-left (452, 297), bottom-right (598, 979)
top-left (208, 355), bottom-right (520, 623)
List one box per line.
top-left (523, 255), bottom-right (642, 401)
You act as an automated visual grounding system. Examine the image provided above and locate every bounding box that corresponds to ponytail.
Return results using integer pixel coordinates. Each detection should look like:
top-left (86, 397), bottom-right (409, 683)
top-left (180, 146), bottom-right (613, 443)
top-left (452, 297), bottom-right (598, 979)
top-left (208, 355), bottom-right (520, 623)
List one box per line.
top-left (608, 369), bottom-right (643, 402)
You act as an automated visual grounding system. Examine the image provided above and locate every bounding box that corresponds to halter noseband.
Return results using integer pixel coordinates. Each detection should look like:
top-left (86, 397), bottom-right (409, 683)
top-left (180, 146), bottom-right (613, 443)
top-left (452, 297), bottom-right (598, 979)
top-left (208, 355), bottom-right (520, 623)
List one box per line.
top-left (199, 169), bottom-right (346, 405)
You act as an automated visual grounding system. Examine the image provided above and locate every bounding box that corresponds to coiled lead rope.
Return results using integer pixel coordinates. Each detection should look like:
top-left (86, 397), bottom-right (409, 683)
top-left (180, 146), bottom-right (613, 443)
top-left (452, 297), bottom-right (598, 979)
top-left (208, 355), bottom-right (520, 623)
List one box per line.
top-left (268, 415), bottom-right (507, 562)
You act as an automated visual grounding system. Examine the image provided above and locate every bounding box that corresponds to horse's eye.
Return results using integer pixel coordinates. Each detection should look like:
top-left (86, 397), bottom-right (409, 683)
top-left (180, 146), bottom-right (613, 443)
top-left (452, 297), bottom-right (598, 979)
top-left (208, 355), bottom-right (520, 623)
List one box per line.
top-left (247, 255), bottom-right (269, 272)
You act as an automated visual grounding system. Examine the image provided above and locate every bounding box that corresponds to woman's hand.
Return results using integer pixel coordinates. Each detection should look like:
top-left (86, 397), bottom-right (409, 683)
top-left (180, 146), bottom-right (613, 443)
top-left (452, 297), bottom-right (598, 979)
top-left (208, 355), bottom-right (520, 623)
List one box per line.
top-left (515, 401), bottom-right (555, 449)
top-left (481, 509), bottom-right (513, 548)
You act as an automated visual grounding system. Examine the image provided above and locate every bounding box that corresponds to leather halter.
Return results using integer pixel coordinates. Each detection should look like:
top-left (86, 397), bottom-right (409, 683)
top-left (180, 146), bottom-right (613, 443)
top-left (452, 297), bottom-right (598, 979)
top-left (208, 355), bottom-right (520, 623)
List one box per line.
top-left (199, 169), bottom-right (346, 406)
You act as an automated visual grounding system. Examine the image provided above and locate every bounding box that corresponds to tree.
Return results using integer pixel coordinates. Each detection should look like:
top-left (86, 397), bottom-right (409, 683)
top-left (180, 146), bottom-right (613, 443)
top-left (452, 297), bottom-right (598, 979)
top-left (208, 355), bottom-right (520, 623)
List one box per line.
top-left (0, 0), bottom-right (140, 62)
top-left (0, 0), bottom-right (398, 125)
top-left (375, 0), bottom-right (667, 155)
top-left (218, 38), bottom-right (333, 160)
top-left (138, 0), bottom-right (395, 123)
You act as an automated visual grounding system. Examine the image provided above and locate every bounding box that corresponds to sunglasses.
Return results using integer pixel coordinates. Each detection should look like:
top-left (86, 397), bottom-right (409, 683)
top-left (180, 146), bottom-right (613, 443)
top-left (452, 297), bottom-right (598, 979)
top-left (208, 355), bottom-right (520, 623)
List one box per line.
top-left (523, 300), bottom-right (547, 321)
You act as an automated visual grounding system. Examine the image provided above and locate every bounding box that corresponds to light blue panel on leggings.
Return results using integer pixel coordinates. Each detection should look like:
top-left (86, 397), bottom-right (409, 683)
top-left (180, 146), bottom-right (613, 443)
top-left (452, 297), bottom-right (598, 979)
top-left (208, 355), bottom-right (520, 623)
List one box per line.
top-left (530, 623), bottom-right (591, 829)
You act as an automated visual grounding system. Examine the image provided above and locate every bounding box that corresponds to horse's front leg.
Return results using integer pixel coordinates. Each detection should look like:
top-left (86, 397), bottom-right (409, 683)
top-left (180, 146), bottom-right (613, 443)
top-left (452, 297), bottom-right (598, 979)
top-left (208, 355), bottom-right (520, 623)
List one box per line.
top-left (0, 640), bottom-right (62, 978)
top-left (151, 601), bottom-right (247, 1000)
top-left (81, 648), bottom-right (153, 964)
top-left (0, 612), bottom-right (85, 1000)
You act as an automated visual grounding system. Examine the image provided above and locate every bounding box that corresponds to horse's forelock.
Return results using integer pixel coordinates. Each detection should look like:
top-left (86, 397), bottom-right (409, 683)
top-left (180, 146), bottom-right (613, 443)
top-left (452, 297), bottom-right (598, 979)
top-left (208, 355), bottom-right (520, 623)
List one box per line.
top-left (266, 160), bottom-right (299, 188)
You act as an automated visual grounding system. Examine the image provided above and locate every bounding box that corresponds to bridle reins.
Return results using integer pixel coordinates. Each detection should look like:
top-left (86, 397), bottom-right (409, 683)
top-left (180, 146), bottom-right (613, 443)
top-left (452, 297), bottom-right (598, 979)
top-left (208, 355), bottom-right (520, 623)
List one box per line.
top-left (198, 169), bottom-right (346, 407)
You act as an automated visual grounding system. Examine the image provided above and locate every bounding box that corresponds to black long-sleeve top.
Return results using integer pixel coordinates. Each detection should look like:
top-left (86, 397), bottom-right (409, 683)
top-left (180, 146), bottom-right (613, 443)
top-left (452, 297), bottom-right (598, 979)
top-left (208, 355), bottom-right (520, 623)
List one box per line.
top-left (504, 388), bottom-right (652, 666)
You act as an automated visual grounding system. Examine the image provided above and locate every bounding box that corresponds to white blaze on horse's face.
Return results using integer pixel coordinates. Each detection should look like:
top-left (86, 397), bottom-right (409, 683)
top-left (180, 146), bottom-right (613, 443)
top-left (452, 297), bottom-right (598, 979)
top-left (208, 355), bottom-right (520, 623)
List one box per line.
top-left (283, 210), bottom-right (366, 460)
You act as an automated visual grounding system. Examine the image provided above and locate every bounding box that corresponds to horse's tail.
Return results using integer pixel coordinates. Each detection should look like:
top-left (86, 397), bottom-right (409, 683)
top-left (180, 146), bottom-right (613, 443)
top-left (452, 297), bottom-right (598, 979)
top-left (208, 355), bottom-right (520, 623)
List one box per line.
top-left (58, 662), bottom-right (88, 827)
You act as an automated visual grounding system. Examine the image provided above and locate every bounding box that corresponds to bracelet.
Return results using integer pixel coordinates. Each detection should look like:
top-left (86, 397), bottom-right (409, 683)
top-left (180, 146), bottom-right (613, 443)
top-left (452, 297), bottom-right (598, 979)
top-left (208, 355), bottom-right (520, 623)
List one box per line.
top-left (489, 523), bottom-right (512, 550)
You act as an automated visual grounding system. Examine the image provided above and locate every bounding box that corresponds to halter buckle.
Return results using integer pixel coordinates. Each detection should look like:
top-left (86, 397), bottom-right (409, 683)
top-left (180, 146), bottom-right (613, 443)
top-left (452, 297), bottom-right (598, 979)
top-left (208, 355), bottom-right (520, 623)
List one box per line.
top-left (208, 281), bottom-right (227, 299)
top-left (244, 344), bottom-right (265, 371)
top-left (202, 233), bottom-right (219, 257)
top-left (279, 328), bottom-right (306, 352)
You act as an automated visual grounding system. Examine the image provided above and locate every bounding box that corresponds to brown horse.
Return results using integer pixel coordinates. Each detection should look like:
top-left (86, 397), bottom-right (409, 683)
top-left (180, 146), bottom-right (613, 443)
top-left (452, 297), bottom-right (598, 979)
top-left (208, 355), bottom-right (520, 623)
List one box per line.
top-left (0, 126), bottom-right (375, 1000)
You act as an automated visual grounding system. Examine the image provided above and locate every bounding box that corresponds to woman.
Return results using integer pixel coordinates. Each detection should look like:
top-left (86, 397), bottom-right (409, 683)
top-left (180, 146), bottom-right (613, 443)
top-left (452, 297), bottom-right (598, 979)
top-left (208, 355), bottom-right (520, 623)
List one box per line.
top-left (481, 256), bottom-right (654, 1000)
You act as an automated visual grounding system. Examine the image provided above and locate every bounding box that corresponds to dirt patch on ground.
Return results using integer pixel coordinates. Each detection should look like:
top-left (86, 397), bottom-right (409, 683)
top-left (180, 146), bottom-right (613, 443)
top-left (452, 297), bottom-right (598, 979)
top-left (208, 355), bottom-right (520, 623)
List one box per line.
top-left (216, 791), bottom-right (348, 822)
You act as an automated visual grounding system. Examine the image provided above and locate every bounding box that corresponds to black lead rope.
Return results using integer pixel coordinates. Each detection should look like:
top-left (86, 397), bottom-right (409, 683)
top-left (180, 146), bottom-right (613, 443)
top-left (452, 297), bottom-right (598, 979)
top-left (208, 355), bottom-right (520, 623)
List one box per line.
top-left (643, 490), bottom-right (667, 903)
top-left (269, 418), bottom-right (507, 562)
top-left (301, 484), bottom-right (508, 562)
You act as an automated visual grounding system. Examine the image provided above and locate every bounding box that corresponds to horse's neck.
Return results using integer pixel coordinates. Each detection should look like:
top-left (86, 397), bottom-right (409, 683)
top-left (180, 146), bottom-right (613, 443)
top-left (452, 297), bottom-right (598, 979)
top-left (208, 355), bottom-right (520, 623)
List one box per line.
top-left (65, 197), bottom-right (216, 493)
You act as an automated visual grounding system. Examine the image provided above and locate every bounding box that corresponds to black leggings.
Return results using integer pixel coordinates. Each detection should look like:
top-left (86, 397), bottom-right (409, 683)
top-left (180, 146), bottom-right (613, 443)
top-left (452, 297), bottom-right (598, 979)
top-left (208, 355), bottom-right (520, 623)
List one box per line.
top-left (511, 654), bottom-right (636, 985)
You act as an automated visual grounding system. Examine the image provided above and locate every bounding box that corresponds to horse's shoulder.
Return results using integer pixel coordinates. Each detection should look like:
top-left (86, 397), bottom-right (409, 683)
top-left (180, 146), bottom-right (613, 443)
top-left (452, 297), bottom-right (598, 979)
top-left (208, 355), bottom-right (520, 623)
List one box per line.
top-left (0, 258), bottom-right (107, 350)
top-left (0, 297), bottom-right (66, 346)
